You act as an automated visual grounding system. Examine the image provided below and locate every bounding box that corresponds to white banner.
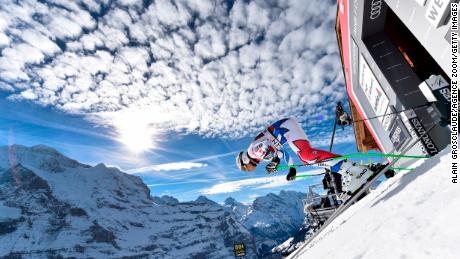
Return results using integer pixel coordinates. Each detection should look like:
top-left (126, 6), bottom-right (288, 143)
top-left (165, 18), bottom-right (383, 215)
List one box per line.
top-left (359, 54), bottom-right (390, 123)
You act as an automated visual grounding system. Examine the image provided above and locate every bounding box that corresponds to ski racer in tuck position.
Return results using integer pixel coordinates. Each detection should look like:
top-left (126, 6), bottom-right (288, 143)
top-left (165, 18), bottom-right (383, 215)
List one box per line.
top-left (235, 117), bottom-right (383, 195)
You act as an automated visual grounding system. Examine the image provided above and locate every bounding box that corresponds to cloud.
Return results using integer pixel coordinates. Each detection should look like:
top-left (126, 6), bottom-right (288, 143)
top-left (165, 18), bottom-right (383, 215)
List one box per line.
top-left (200, 175), bottom-right (289, 195)
top-left (0, 0), bottom-right (344, 143)
top-left (126, 150), bottom-right (238, 174)
top-left (310, 127), bottom-right (357, 148)
top-left (200, 167), bottom-right (325, 195)
top-left (128, 161), bottom-right (208, 174)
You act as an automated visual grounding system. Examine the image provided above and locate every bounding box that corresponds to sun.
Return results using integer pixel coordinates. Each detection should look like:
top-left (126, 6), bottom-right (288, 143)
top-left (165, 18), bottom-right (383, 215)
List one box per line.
top-left (114, 110), bottom-right (157, 153)
top-left (118, 122), bottom-right (153, 152)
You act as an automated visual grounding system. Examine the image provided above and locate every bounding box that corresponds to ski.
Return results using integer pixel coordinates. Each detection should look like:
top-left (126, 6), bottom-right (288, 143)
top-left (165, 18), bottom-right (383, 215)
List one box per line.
top-left (288, 123), bottom-right (437, 258)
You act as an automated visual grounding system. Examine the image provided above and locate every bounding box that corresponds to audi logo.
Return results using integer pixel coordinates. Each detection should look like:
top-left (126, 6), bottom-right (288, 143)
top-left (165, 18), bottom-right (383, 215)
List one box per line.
top-left (370, 0), bottom-right (382, 20)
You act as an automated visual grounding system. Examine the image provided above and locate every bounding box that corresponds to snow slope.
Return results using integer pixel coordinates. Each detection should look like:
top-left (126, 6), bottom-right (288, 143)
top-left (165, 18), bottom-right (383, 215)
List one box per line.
top-left (291, 147), bottom-right (459, 259)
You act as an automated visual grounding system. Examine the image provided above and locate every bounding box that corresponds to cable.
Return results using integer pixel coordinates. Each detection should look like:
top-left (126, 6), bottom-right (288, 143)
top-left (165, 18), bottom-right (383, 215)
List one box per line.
top-left (350, 103), bottom-right (431, 124)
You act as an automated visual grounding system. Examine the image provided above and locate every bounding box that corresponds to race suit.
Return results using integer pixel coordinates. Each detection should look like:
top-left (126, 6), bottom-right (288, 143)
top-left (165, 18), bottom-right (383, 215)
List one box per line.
top-left (247, 118), bottom-right (341, 167)
top-left (247, 118), bottom-right (379, 194)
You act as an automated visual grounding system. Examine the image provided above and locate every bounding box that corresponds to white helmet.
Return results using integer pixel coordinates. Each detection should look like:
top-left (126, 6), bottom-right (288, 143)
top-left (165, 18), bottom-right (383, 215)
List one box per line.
top-left (236, 151), bottom-right (258, 172)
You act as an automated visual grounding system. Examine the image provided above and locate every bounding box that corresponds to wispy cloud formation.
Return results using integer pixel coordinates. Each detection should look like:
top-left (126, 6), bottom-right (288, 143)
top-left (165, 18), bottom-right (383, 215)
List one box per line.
top-left (126, 149), bottom-right (238, 173)
top-left (128, 161), bottom-right (207, 174)
top-left (200, 168), bottom-right (325, 195)
top-left (0, 0), bottom-right (343, 140)
top-left (310, 128), bottom-right (356, 148)
top-left (200, 175), bottom-right (289, 195)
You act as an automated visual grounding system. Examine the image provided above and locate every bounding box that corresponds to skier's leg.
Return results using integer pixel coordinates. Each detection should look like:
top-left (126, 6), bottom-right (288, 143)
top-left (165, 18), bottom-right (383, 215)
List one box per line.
top-left (273, 118), bottom-right (341, 164)
top-left (369, 163), bottom-right (395, 178)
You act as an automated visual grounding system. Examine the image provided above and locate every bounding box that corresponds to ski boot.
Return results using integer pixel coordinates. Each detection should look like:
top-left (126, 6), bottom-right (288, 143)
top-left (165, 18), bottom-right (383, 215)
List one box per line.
top-left (369, 163), bottom-right (395, 179)
top-left (336, 159), bottom-right (376, 195)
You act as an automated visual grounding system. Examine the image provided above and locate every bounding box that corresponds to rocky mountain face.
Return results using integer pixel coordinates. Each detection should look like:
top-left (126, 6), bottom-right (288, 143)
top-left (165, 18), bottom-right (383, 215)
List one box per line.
top-left (0, 145), bottom-right (308, 258)
top-left (224, 191), bottom-right (307, 256)
top-left (270, 188), bottom-right (321, 256)
top-left (271, 218), bottom-right (317, 256)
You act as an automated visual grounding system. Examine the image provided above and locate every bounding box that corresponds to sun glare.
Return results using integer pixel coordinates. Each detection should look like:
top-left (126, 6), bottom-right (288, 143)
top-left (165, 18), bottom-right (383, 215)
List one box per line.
top-left (114, 111), bottom-right (156, 153)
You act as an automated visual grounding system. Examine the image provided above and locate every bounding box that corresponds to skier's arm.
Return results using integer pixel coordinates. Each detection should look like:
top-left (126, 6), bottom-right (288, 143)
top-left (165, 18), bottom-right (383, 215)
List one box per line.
top-left (265, 149), bottom-right (289, 173)
top-left (265, 150), bottom-right (296, 180)
top-left (276, 150), bottom-right (297, 181)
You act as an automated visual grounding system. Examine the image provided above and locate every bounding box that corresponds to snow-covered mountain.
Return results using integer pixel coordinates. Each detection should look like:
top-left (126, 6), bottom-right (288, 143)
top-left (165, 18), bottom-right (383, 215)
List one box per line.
top-left (288, 146), bottom-right (458, 258)
top-left (0, 145), bottom-right (307, 258)
top-left (224, 191), bottom-right (307, 256)
top-left (272, 222), bottom-right (316, 256)
top-left (271, 187), bottom-right (322, 255)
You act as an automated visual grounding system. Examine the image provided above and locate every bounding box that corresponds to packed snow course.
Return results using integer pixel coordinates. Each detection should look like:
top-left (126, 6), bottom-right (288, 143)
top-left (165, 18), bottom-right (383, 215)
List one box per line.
top-left (289, 146), bottom-right (458, 259)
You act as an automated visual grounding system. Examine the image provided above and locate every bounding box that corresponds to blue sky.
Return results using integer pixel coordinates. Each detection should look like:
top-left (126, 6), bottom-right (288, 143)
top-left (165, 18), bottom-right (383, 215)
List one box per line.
top-left (0, 0), bottom-right (358, 203)
top-left (0, 94), bottom-right (358, 203)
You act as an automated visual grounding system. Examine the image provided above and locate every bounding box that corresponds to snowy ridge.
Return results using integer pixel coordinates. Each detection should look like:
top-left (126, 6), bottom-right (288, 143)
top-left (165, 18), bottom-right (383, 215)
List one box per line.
top-left (240, 191), bottom-right (306, 256)
top-left (0, 145), bottom-right (307, 258)
top-left (289, 147), bottom-right (458, 258)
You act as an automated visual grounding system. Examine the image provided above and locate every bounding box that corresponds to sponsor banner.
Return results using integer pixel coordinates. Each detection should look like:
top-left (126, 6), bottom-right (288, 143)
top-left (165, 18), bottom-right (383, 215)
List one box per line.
top-left (351, 38), bottom-right (359, 86)
top-left (382, 105), bottom-right (396, 131)
top-left (425, 0), bottom-right (453, 28)
top-left (362, 0), bottom-right (388, 39)
top-left (415, 0), bottom-right (427, 6)
top-left (389, 118), bottom-right (410, 151)
top-left (234, 243), bottom-right (246, 257)
top-left (359, 54), bottom-right (390, 123)
top-left (426, 75), bottom-right (451, 123)
top-left (426, 75), bottom-right (450, 101)
top-left (340, 0), bottom-right (387, 153)
top-left (426, 74), bottom-right (449, 91)
top-left (369, 0), bottom-right (383, 20)
top-left (405, 110), bottom-right (440, 156)
top-left (400, 109), bottom-right (420, 139)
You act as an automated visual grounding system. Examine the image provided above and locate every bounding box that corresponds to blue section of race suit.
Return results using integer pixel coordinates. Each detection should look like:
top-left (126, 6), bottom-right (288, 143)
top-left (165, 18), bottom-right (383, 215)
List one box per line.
top-left (269, 118), bottom-right (290, 145)
top-left (330, 160), bottom-right (344, 173)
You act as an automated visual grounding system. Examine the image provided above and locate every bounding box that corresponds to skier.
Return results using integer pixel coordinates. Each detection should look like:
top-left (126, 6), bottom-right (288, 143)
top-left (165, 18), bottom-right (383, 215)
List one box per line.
top-left (235, 117), bottom-right (382, 195)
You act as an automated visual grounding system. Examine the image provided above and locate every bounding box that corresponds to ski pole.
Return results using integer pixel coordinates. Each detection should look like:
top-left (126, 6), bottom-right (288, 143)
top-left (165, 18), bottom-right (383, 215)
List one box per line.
top-left (293, 172), bottom-right (328, 179)
top-left (390, 167), bottom-right (415, 171)
top-left (277, 153), bottom-right (429, 170)
top-left (328, 119), bottom-right (337, 152)
top-left (277, 162), bottom-right (330, 170)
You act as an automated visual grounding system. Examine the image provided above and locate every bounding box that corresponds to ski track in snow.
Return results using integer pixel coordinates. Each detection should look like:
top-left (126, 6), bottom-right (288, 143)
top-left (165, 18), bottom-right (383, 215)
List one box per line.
top-left (292, 147), bottom-right (459, 259)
